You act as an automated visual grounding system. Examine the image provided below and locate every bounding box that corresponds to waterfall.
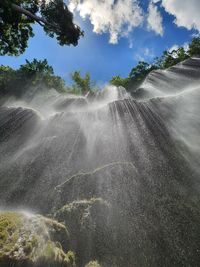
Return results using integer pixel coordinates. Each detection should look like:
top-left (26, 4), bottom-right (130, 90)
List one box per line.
top-left (0, 58), bottom-right (200, 267)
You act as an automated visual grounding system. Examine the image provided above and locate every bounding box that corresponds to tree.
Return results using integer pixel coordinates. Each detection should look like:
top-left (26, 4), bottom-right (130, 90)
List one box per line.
top-left (129, 61), bottom-right (154, 80)
top-left (158, 50), bottom-right (178, 69)
top-left (18, 58), bottom-right (66, 92)
top-left (19, 58), bottom-right (53, 78)
top-left (109, 62), bottom-right (155, 91)
top-left (154, 47), bottom-right (188, 69)
top-left (176, 47), bottom-right (189, 62)
top-left (0, 0), bottom-right (84, 56)
top-left (189, 37), bottom-right (200, 57)
top-left (71, 71), bottom-right (94, 95)
top-left (0, 65), bottom-right (15, 95)
top-left (109, 76), bottom-right (130, 88)
top-left (0, 59), bottom-right (66, 96)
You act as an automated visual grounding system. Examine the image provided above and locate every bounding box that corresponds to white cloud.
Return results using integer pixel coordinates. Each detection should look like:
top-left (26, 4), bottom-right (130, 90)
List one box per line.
top-left (192, 32), bottom-right (200, 38)
top-left (67, 0), bottom-right (200, 46)
top-left (134, 53), bottom-right (145, 62)
top-left (152, 0), bottom-right (161, 3)
top-left (161, 0), bottom-right (200, 32)
top-left (68, 0), bottom-right (144, 44)
top-left (134, 47), bottom-right (155, 62)
top-left (144, 47), bottom-right (155, 58)
top-left (147, 1), bottom-right (164, 36)
top-left (128, 39), bottom-right (134, 49)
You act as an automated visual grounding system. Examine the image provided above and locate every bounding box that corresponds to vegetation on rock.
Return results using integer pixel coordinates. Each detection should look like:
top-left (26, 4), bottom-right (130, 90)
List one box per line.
top-left (85, 261), bottom-right (102, 267)
top-left (54, 198), bottom-right (111, 267)
top-left (0, 59), bottom-right (97, 97)
top-left (189, 37), bottom-right (200, 57)
top-left (0, 59), bottom-right (66, 96)
top-left (0, 211), bottom-right (76, 267)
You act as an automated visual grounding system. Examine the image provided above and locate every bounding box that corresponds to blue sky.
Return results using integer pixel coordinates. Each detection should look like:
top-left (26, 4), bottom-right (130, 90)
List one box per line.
top-left (0, 0), bottom-right (198, 85)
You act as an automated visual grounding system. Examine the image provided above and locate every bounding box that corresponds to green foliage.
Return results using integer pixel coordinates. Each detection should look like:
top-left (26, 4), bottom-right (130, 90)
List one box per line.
top-left (0, 212), bottom-right (22, 254)
top-left (110, 62), bottom-right (156, 91)
top-left (0, 211), bottom-right (75, 267)
top-left (71, 71), bottom-right (95, 95)
top-left (19, 58), bottom-right (54, 76)
top-left (188, 37), bottom-right (200, 57)
top-left (85, 261), bottom-right (102, 267)
top-left (40, 0), bottom-right (83, 47)
top-left (155, 48), bottom-right (189, 69)
top-left (110, 62), bottom-right (156, 90)
top-left (109, 75), bottom-right (130, 88)
top-left (0, 0), bottom-right (83, 56)
top-left (18, 58), bottom-right (54, 86)
top-left (0, 59), bottom-right (66, 96)
top-left (128, 61), bottom-right (157, 89)
top-left (0, 60), bottom-right (96, 97)
top-left (0, 65), bottom-right (16, 95)
top-left (0, 0), bottom-right (37, 56)
top-left (18, 58), bottom-right (66, 92)
top-left (129, 61), bottom-right (154, 80)
top-left (176, 47), bottom-right (190, 61)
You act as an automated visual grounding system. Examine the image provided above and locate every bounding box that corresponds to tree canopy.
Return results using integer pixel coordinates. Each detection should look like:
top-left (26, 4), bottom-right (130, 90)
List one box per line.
top-left (0, 59), bottom-right (66, 96)
top-left (0, 0), bottom-right (84, 56)
top-left (189, 37), bottom-right (200, 57)
top-left (109, 76), bottom-right (130, 88)
top-left (70, 71), bottom-right (95, 95)
top-left (110, 62), bottom-right (156, 90)
top-left (0, 59), bottom-right (96, 97)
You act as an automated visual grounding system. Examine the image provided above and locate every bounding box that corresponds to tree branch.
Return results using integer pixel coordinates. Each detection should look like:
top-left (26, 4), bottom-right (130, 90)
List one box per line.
top-left (11, 4), bottom-right (46, 25)
top-left (11, 3), bottom-right (57, 30)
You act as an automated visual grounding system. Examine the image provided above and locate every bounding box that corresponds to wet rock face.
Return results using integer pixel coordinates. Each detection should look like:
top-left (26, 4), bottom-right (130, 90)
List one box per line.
top-left (0, 58), bottom-right (200, 266)
top-left (54, 97), bottom-right (88, 111)
top-left (132, 57), bottom-right (200, 99)
top-left (54, 199), bottom-right (111, 267)
top-left (0, 211), bottom-right (75, 267)
top-left (0, 107), bottom-right (40, 144)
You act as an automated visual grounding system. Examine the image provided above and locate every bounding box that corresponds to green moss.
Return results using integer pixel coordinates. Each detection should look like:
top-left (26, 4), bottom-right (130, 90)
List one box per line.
top-left (55, 198), bottom-right (110, 223)
top-left (35, 240), bottom-right (76, 267)
top-left (0, 212), bottom-right (22, 255)
top-left (85, 261), bottom-right (102, 267)
top-left (0, 211), bottom-right (76, 267)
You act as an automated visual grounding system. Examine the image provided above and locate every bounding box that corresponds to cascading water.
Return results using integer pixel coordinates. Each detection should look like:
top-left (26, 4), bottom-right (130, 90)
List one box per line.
top-left (0, 58), bottom-right (200, 267)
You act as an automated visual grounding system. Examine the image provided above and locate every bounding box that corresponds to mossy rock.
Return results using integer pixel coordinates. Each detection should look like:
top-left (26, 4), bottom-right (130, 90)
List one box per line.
top-left (54, 198), bottom-right (114, 266)
top-left (85, 261), bottom-right (101, 267)
top-left (0, 211), bottom-right (76, 267)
